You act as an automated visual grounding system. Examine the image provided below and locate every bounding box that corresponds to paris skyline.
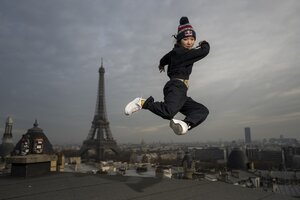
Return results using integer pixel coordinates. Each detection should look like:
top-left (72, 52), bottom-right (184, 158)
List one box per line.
top-left (0, 0), bottom-right (300, 144)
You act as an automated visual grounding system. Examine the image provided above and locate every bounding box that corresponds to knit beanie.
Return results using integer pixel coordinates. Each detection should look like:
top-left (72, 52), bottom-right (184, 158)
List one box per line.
top-left (176, 16), bottom-right (196, 41)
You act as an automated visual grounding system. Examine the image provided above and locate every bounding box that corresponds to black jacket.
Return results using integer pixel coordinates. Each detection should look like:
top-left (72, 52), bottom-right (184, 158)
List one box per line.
top-left (159, 41), bottom-right (210, 80)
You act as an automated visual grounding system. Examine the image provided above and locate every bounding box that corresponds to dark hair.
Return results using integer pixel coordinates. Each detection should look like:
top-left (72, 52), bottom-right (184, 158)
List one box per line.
top-left (172, 34), bottom-right (181, 47)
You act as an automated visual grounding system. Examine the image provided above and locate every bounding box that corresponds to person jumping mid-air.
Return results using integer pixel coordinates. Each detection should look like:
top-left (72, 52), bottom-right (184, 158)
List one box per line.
top-left (125, 16), bottom-right (210, 135)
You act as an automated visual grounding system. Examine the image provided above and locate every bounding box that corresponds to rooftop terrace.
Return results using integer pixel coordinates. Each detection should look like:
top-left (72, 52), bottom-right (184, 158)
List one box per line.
top-left (0, 172), bottom-right (296, 200)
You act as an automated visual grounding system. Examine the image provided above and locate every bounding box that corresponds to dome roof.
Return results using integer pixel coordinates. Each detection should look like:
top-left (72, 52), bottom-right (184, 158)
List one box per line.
top-left (27, 120), bottom-right (43, 133)
top-left (13, 120), bottom-right (54, 155)
top-left (227, 148), bottom-right (248, 170)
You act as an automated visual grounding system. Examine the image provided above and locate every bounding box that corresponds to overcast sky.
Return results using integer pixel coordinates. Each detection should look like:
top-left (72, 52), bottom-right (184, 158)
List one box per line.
top-left (0, 0), bottom-right (300, 145)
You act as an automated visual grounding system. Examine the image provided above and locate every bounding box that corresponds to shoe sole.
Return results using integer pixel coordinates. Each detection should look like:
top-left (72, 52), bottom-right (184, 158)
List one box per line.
top-left (124, 104), bottom-right (132, 115)
top-left (169, 120), bottom-right (183, 135)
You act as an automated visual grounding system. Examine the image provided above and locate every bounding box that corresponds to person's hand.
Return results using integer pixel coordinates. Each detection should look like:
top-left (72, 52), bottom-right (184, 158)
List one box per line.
top-left (198, 40), bottom-right (208, 47)
top-left (158, 65), bottom-right (165, 73)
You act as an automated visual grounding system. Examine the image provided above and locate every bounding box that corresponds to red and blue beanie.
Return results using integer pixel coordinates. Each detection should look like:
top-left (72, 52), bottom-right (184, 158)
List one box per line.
top-left (176, 16), bottom-right (196, 41)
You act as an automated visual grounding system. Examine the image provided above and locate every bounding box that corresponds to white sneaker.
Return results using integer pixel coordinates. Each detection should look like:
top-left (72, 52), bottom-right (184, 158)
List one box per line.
top-left (125, 97), bottom-right (144, 115)
top-left (169, 119), bottom-right (189, 135)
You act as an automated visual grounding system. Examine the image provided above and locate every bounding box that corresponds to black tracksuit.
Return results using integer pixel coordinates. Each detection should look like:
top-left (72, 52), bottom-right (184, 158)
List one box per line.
top-left (143, 41), bottom-right (210, 130)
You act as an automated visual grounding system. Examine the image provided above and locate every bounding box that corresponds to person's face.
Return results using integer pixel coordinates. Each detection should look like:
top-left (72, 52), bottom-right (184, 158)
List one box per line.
top-left (180, 37), bottom-right (195, 49)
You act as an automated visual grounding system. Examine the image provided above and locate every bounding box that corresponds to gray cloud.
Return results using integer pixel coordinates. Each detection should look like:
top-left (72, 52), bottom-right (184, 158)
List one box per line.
top-left (0, 0), bottom-right (300, 144)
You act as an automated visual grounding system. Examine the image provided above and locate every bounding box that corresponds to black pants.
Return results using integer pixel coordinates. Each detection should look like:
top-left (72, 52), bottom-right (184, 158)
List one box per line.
top-left (143, 79), bottom-right (209, 130)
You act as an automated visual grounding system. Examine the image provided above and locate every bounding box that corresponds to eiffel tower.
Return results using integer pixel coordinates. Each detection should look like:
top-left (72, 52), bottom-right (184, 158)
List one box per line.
top-left (80, 58), bottom-right (120, 161)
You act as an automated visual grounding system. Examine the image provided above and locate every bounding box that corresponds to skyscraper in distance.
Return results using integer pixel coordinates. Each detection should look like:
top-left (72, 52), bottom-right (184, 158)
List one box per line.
top-left (245, 127), bottom-right (251, 144)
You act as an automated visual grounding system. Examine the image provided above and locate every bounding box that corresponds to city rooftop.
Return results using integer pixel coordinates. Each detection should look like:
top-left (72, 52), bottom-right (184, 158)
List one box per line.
top-left (0, 172), bottom-right (296, 200)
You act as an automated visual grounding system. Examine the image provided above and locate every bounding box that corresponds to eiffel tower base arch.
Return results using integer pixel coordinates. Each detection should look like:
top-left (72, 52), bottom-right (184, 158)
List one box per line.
top-left (80, 139), bottom-right (120, 162)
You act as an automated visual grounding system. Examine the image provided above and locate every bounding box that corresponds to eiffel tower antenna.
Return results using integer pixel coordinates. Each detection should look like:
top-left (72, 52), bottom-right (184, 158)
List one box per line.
top-left (80, 58), bottom-right (120, 161)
